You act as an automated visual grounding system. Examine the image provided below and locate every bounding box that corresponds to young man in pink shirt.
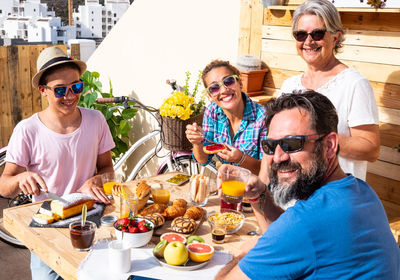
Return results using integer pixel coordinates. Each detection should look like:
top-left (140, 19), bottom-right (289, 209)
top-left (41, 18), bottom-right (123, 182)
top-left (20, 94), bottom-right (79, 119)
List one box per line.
top-left (0, 46), bottom-right (115, 280)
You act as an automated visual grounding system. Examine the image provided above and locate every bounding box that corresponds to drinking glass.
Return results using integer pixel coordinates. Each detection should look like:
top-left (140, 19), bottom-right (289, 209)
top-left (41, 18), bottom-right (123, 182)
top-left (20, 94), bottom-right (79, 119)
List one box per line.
top-left (189, 175), bottom-right (210, 207)
top-left (151, 189), bottom-right (170, 204)
top-left (102, 172), bottom-right (122, 195)
top-left (69, 220), bottom-right (96, 251)
top-left (220, 166), bottom-right (251, 204)
top-left (211, 222), bottom-right (227, 244)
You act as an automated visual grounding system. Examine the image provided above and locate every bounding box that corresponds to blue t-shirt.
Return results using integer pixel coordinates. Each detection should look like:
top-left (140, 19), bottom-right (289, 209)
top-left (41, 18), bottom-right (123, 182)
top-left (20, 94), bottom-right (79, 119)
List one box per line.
top-left (239, 175), bottom-right (400, 279)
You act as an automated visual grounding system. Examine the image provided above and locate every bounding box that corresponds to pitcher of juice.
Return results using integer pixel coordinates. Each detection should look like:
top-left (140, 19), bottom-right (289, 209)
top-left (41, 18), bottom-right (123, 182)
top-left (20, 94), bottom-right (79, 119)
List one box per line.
top-left (220, 166), bottom-right (251, 204)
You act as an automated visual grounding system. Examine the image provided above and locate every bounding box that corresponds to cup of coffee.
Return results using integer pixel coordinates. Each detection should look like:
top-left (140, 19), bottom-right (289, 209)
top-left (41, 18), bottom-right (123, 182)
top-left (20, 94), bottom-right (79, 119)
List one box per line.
top-left (69, 220), bottom-right (96, 251)
top-left (211, 222), bottom-right (227, 244)
top-left (108, 240), bottom-right (131, 273)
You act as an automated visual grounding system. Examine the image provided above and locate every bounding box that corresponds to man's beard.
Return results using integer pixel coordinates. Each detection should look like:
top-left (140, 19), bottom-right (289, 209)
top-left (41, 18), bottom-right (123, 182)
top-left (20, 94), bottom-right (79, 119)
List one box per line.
top-left (269, 143), bottom-right (327, 210)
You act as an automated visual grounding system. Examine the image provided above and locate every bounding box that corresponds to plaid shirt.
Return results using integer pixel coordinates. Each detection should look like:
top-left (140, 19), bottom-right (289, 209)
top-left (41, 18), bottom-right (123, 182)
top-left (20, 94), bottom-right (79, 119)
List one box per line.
top-left (201, 92), bottom-right (267, 165)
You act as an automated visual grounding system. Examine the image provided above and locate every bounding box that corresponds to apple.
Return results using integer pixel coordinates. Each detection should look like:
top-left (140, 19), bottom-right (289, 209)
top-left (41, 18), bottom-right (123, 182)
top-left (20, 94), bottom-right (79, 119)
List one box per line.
top-left (163, 241), bottom-right (188, 266)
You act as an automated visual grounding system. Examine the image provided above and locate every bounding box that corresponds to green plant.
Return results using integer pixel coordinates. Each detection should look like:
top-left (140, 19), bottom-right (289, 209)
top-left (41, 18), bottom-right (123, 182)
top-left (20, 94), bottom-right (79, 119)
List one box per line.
top-left (159, 71), bottom-right (205, 120)
top-left (78, 70), bottom-right (137, 160)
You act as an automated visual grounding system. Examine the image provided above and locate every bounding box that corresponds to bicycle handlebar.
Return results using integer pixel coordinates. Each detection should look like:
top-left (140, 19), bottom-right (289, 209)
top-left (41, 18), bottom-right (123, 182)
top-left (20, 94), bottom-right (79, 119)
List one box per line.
top-left (97, 96), bottom-right (135, 103)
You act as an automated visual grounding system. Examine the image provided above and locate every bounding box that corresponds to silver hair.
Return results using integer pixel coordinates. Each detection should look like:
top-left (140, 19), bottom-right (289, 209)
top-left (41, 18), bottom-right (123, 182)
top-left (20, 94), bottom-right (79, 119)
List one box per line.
top-left (292, 0), bottom-right (345, 53)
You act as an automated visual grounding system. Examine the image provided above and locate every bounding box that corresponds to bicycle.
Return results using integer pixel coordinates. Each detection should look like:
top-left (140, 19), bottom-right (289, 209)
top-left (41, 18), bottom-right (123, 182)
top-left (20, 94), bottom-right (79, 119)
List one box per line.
top-left (0, 92), bottom-right (218, 247)
top-left (97, 96), bottom-right (218, 182)
top-left (0, 146), bottom-right (31, 248)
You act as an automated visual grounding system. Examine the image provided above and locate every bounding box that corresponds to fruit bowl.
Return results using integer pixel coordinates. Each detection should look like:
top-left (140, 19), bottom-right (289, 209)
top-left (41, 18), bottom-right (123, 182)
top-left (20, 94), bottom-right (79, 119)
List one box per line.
top-left (207, 209), bottom-right (245, 234)
top-left (114, 217), bottom-right (154, 248)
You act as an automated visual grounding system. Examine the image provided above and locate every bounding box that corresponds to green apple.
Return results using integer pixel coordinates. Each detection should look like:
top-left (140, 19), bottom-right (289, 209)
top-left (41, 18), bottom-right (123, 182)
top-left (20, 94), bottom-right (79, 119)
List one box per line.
top-left (163, 241), bottom-right (188, 266)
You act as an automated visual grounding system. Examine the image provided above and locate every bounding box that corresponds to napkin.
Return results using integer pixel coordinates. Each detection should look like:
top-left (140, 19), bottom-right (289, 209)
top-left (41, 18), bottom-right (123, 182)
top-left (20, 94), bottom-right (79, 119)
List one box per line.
top-left (77, 239), bottom-right (233, 280)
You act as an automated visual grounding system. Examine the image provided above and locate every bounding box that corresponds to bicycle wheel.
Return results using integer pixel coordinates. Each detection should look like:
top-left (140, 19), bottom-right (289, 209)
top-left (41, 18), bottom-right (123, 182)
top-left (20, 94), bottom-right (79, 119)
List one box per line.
top-left (158, 155), bottom-right (218, 193)
top-left (0, 147), bottom-right (29, 248)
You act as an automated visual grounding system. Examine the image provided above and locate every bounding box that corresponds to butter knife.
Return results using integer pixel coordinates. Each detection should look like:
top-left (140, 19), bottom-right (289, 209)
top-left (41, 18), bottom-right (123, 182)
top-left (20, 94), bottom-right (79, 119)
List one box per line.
top-left (42, 190), bottom-right (69, 204)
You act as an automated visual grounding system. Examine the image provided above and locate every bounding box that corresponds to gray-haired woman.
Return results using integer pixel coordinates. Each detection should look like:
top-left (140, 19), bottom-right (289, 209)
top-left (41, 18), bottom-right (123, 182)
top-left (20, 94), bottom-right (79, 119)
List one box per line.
top-left (280, 0), bottom-right (380, 180)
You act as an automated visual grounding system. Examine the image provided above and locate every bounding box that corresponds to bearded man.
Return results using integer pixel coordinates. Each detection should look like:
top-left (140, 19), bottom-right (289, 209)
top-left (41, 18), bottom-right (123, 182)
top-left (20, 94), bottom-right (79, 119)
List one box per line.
top-left (216, 91), bottom-right (400, 280)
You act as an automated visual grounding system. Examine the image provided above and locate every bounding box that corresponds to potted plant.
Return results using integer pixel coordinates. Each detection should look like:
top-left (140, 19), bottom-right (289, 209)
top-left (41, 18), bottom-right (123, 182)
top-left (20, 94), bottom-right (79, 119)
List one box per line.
top-left (159, 71), bottom-right (205, 152)
top-left (330, 0), bottom-right (398, 8)
top-left (78, 70), bottom-right (137, 160)
top-left (237, 55), bottom-right (269, 97)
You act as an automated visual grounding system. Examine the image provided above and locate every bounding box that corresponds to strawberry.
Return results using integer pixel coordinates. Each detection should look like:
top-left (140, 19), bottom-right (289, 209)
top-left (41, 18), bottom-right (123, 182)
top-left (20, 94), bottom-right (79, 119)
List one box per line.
top-left (129, 219), bottom-right (137, 227)
top-left (115, 218), bottom-right (130, 227)
top-left (129, 226), bottom-right (139, 233)
top-left (138, 223), bottom-right (148, 233)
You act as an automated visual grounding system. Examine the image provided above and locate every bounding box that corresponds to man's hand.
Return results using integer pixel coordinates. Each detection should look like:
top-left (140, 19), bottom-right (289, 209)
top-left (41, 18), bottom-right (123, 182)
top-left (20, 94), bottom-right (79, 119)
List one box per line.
top-left (18, 171), bottom-right (47, 196)
top-left (78, 175), bottom-right (110, 204)
top-left (244, 174), bottom-right (266, 200)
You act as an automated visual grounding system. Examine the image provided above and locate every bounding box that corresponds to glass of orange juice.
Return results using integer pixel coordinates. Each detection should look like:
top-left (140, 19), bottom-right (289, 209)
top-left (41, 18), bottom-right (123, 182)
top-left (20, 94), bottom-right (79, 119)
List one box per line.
top-left (102, 172), bottom-right (122, 195)
top-left (151, 189), bottom-right (170, 205)
top-left (220, 167), bottom-right (251, 204)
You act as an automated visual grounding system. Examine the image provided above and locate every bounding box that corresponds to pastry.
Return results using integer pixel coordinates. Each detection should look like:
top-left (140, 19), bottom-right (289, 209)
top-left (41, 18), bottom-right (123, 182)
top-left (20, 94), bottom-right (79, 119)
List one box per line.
top-left (172, 198), bottom-right (187, 209)
top-left (139, 203), bottom-right (167, 216)
top-left (32, 213), bottom-right (54, 224)
top-left (142, 213), bottom-right (165, 228)
top-left (50, 193), bottom-right (95, 220)
top-left (163, 205), bottom-right (186, 220)
top-left (136, 180), bottom-right (151, 199)
top-left (184, 206), bottom-right (204, 220)
top-left (171, 217), bottom-right (196, 234)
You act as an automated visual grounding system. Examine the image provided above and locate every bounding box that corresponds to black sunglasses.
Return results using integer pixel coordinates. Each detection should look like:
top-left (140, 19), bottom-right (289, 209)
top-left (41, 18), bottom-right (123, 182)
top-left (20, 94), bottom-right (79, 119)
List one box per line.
top-left (293, 29), bottom-right (327, 42)
top-left (262, 134), bottom-right (326, 155)
top-left (206, 75), bottom-right (238, 97)
top-left (43, 81), bottom-right (84, 98)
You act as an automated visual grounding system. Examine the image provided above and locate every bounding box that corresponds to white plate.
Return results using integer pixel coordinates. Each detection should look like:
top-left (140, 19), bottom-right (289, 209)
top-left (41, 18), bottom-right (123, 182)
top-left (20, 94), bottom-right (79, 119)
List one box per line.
top-left (153, 256), bottom-right (210, 271)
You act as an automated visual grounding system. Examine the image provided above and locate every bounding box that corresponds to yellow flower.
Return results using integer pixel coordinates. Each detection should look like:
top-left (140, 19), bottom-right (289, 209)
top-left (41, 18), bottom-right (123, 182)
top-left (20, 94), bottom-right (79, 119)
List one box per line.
top-left (160, 91), bottom-right (195, 120)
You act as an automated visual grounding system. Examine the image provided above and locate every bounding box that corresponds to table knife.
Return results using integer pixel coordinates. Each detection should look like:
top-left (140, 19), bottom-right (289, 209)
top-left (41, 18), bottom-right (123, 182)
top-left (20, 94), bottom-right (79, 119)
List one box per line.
top-left (42, 191), bottom-right (69, 204)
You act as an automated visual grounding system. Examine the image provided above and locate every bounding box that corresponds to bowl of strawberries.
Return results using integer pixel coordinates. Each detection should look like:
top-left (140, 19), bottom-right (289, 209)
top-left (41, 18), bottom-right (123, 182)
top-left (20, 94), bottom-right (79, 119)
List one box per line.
top-left (114, 217), bottom-right (154, 248)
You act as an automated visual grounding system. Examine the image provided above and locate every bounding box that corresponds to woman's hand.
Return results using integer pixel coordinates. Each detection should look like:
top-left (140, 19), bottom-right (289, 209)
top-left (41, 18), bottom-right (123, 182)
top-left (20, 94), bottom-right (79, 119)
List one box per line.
top-left (78, 175), bottom-right (110, 204)
top-left (185, 122), bottom-right (204, 146)
top-left (217, 144), bottom-right (243, 164)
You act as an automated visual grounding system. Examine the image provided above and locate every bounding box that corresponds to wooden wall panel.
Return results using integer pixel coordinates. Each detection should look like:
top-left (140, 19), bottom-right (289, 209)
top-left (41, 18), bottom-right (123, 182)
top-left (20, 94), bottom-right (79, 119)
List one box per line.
top-left (380, 123), bottom-right (400, 148)
top-left (367, 172), bottom-right (400, 206)
top-left (0, 44), bottom-right (65, 147)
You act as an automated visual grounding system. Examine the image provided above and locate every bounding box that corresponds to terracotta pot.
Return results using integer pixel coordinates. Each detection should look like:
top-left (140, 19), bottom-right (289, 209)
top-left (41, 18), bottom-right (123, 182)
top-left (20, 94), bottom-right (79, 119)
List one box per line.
top-left (239, 69), bottom-right (268, 97)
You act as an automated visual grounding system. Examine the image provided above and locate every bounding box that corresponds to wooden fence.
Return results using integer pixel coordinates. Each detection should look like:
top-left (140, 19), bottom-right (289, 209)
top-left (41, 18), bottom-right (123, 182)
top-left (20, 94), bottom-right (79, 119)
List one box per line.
top-left (239, 0), bottom-right (400, 242)
top-left (0, 44), bottom-right (67, 147)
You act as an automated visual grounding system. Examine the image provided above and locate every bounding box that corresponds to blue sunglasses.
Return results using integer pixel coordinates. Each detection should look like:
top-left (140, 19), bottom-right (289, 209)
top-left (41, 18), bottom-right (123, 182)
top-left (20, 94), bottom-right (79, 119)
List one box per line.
top-left (43, 81), bottom-right (84, 98)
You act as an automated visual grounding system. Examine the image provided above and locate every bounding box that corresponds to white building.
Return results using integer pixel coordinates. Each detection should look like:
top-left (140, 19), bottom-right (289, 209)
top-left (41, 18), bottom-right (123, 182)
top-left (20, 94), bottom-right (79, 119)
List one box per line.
top-left (74, 0), bottom-right (130, 39)
top-left (0, 0), bottom-right (75, 44)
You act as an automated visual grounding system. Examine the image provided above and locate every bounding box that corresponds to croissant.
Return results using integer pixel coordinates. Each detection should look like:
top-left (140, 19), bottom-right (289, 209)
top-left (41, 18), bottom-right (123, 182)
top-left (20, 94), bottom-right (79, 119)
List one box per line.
top-left (163, 205), bottom-right (186, 220)
top-left (139, 203), bottom-right (167, 216)
top-left (172, 198), bottom-right (187, 209)
top-left (183, 206), bottom-right (204, 220)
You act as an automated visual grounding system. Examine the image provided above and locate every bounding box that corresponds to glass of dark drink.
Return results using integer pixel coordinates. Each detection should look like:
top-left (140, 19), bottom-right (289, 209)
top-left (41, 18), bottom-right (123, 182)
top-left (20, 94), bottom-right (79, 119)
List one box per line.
top-left (211, 222), bottom-right (227, 244)
top-left (69, 220), bottom-right (96, 251)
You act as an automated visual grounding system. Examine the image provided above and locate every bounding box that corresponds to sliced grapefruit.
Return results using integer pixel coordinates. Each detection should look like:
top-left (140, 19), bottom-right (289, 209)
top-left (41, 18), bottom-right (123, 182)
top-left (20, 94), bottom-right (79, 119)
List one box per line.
top-left (187, 243), bottom-right (214, 262)
top-left (160, 232), bottom-right (187, 244)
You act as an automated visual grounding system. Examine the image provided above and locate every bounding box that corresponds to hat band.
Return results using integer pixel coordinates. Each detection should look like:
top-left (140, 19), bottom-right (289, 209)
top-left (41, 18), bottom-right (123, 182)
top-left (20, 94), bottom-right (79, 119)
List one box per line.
top-left (39, 56), bottom-right (73, 72)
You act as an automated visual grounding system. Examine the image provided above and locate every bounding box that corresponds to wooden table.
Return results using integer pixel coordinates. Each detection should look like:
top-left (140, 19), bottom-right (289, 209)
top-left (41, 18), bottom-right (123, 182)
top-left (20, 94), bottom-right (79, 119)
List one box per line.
top-left (3, 173), bottom-right (260, 280)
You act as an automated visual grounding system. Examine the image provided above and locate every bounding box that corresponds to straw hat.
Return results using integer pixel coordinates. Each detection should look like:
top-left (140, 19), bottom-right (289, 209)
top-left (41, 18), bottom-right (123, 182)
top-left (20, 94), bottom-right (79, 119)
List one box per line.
top-left (32, 46), bottom-right (87, 88)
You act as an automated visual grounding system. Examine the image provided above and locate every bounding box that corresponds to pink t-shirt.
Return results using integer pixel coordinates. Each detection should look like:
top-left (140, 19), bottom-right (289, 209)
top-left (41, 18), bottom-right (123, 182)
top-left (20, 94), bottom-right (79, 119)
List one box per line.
top-left (5, 107), bottom-right (115, 202)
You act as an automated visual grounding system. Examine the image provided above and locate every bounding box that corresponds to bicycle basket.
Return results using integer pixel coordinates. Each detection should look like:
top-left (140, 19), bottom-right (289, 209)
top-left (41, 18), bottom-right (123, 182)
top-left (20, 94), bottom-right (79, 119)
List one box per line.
top-left (157, 111), bottom-right (204, 152)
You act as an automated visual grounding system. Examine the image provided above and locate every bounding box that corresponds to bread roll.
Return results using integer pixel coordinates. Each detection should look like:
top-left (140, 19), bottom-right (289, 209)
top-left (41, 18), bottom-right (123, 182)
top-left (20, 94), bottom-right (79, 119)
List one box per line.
top-left (172, 198), bottom-right (187, 209)
top-left (171, 217), bottom-right (196, 234)
top-left (50, 193), bottom-right (95, 220)
top-left (139, 203), bottom-right (167, 216)
top-left (163, 205), bottom-right (186, 220)
top-left (184, 206), bottom-right (204, 220)
top-left (203, 143), bottom-right (226, 154)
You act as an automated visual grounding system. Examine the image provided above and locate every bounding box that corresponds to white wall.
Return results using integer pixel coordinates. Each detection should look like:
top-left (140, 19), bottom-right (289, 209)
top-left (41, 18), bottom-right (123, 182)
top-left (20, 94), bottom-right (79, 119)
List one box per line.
top-left (88, 0), bottom-right (240, 107)
top-left (87, 0), bottom-right (241, 177)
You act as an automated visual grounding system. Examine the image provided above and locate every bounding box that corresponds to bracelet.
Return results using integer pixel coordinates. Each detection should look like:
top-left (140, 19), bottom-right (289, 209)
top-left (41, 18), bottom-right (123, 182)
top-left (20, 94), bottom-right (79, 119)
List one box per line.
top-left (236, 151), bottom-right (246, 166)
top-left (248, 184), bottom-right (268, 203)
